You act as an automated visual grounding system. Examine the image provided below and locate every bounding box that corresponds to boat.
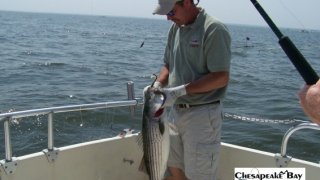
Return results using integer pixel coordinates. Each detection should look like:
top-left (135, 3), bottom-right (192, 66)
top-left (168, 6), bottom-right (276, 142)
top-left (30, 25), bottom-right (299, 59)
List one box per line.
top-left (0, 82), bottom-right (319, 180)
top-left (1, 1), bottom-right (319, 179)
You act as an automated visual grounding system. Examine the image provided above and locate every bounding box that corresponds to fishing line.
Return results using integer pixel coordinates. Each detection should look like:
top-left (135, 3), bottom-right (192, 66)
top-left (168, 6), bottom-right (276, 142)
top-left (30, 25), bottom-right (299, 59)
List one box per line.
top-left (278, 0), bottom-right (306, 30)
top-left (90, 0), bottom-right (94, 15)
top-left (105, 107), bottom-right (118, 135)
top-left (250, 0), bottom-right (319, 85)
top-left (79, 107), bottom-right (84, 127)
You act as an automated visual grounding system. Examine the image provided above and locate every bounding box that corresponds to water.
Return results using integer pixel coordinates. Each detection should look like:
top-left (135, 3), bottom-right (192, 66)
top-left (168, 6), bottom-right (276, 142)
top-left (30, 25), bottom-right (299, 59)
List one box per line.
top-left (0, 11), bottom-right (320, 163)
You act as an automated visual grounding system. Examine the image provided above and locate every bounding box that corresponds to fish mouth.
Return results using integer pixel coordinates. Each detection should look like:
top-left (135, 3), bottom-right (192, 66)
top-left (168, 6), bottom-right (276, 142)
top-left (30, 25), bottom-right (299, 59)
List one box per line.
top-left (148, 91), bottom-right (166, 118)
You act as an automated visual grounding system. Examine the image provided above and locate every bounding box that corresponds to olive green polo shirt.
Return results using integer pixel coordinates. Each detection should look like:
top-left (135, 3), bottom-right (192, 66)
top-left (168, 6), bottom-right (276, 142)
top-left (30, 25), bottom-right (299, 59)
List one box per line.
top-left (163, 8), bottom-right (231, 104)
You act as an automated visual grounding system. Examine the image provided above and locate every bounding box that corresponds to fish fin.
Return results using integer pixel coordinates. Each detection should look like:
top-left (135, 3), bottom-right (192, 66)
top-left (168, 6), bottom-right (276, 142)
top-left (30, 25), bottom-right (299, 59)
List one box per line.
top-left (159, 120), bottom-right (165, 135)
top-left (138, 158), bottom-right (148, 174)
top-left (136, 132), bottom-right (143, 151)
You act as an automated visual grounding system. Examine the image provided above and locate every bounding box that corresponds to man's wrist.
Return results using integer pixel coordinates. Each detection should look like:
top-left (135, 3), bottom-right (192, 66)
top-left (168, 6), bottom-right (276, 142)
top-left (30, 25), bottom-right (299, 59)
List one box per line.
top-left (174, 84), bottom-right (187, 97)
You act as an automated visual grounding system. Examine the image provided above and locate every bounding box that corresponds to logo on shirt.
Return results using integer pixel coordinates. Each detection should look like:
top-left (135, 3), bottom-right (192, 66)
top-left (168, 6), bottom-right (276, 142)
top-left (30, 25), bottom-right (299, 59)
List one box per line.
top-left (189, 38), bottom-right (200, 48)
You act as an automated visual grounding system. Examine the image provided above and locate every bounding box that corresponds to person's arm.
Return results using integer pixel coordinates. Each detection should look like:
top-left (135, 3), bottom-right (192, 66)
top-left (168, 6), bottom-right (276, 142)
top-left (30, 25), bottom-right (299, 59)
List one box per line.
top-left (298, 80), bottom-right (320, 125)
top-left (160, 71), bottom-right (229, 107)
top-left (155, 64), bottom-right (169, 88)
top-left (185, 71), bottom-right (229, 94)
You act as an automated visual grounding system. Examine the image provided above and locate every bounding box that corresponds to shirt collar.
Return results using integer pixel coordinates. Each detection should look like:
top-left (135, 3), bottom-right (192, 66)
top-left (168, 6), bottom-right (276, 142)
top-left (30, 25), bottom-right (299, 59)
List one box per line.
top-left (183, 7), bottom-right (204, 29)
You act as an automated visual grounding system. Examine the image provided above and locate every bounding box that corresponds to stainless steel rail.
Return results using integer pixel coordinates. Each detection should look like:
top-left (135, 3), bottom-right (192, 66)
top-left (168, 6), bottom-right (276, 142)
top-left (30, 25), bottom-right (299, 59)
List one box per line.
top-left (0, 82), bottom-right (143, 163)
top-left (3, 118), bottom-right (12, 161)
top-left (281, 122), bottom-right (320, 157)
top-left (0, 100), bottom-right (140, 120)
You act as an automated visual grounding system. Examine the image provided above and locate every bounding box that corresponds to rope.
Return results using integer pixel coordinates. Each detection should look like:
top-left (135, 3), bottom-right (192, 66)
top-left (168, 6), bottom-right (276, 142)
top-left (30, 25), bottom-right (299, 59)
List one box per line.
top-left (224, 112), bottom-right (308, 124)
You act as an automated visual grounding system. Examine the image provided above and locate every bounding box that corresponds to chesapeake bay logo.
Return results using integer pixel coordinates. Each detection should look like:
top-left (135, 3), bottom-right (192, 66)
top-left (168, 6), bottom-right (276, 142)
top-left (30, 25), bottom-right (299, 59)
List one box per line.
top-left (234, 168), bottom-right (305, 180)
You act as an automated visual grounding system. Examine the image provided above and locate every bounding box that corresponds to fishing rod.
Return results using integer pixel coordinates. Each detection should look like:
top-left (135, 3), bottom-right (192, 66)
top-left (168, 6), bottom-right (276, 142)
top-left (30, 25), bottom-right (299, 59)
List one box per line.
top-left (250, 0), bottom-right (319, 85)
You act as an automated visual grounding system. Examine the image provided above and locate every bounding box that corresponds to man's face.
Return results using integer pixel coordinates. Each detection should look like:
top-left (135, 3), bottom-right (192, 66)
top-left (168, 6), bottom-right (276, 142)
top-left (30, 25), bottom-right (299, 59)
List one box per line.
top-left (166, 1), bottom-right (187, 26)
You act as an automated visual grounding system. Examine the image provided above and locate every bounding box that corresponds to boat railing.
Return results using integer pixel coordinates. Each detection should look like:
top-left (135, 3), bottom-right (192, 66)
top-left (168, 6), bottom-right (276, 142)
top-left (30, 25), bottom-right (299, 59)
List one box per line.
top-left (0, 82), bottom-right (143, 174)
top-left (1, 81), bottom-right (320, 172)
top-left (275, 122), bottom-right (320, 167)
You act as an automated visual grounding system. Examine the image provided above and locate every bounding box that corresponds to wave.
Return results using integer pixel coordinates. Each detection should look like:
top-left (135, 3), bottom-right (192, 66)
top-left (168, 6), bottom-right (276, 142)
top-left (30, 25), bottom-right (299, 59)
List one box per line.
top-left (39, 62), bottom-right (66, 67)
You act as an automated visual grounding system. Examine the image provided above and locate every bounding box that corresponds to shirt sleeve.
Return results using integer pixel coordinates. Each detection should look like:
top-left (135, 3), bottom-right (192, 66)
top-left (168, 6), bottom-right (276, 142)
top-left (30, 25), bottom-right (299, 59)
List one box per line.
top-left (163, 24), bottom-right (175, 65)
top-left (204, 24), bottom-right (231, 72)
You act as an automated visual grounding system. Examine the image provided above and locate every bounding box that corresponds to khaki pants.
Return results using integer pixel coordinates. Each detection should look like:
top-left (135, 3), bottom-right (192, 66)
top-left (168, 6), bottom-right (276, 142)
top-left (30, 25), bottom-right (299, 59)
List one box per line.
top-left (166, 102), bottom-right (223, 180)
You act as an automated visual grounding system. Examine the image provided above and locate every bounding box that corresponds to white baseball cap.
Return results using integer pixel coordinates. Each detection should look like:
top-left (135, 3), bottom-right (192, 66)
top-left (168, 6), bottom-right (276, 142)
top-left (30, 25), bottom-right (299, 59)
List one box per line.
top-left (152, 0), bottom-right (182, 15)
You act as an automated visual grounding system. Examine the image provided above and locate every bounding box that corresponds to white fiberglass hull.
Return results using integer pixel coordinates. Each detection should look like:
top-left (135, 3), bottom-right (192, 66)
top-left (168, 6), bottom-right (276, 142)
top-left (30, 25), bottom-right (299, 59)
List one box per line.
top-left (0, 133), bottom-right (319, 180)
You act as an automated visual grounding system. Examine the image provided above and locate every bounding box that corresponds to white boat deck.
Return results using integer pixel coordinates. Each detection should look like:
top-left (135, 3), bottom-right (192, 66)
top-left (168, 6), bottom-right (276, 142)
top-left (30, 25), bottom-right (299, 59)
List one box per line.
top-left (0, 133), bottom-right (319, 180)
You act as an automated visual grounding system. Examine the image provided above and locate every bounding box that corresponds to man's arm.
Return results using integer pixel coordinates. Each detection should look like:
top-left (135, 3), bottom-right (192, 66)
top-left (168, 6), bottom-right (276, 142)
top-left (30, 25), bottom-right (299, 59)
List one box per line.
top-left (160, 71), bottom-right (229, 107)
top-left (185, 71), bottom-right (229, 94)
top-left (156, 64), bottom-right (170, 87)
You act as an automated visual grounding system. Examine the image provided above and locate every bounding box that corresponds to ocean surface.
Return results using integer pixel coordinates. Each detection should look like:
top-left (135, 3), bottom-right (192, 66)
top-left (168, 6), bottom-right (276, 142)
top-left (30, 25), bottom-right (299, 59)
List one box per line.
top-left (0, 11), bottom-right (320, 163)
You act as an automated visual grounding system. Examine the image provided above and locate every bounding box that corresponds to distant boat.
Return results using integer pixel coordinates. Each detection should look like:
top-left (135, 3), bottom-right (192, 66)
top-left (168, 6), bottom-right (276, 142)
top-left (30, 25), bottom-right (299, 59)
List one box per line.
top-left (245, 36), bottom-right (254, 48)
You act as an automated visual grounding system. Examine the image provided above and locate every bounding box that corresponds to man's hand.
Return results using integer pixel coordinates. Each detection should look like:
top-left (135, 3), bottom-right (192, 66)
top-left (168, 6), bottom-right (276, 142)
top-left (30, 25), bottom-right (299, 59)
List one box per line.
top-left (161, 85), bottom-right (187, 107)
top-left (143, 81), bottom-right (163, 95)
top-left (153, 81), bottom-right (162, 89)
top-left (299, 80), bottom-right (320, 125)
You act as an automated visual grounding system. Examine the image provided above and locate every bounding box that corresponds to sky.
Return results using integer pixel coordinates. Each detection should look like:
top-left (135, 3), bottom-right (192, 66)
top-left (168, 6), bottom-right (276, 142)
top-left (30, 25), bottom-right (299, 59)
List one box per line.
top-left (0, 0), bottom-right (319, 30)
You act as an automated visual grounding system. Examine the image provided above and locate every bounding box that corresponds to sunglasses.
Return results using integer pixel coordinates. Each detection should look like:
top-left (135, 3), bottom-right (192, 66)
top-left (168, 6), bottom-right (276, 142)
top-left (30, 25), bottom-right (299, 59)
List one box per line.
top-left (166, 0), bottom-right (184, 17)
top-left (167, 10), bottom-right (175, 17)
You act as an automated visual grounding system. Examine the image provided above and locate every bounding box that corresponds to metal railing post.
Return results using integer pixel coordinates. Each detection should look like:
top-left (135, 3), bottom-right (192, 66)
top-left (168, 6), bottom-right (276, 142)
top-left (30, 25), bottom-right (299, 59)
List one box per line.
top-left (48, 112), bottom-right (54, 150)
top-left (43, 112), bottom-right (59, 163)
top-left (127, 81), bottom-right (136, 117)
top-left (281, 123), bottom-right (320, 157)
top-left (4, 118), bottom-right (12, 162)
top-left (0, 86), bottom-right (144, 170)
top-left (1, 117), bottom-right (18, 175)
top-left (275, 122), bottom-right (320, 167)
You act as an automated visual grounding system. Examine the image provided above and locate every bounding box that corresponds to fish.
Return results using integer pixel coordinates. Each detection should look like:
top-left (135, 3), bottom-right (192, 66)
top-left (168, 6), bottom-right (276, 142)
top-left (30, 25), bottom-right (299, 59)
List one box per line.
top-left (138, 80), bottom-right (170, 180)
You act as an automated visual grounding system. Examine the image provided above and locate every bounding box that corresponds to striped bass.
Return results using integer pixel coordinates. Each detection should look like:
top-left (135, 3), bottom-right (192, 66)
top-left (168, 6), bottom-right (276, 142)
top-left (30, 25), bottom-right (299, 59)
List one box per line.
top-left (138, 81), bottom-right (170, 180)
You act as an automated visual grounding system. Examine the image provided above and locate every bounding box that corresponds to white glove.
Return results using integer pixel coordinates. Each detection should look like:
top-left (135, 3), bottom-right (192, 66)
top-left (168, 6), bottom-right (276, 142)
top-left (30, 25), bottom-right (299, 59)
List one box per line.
top-left (143, 81), bottom-right (163, 96)
top-left (153, 81), bottom-right (162, 89)
top-left (161, 85), bottom-right (187, 107)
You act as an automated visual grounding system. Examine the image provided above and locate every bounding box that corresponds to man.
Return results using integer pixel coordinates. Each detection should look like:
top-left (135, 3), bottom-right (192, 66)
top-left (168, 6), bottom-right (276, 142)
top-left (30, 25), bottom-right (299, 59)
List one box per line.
top-left (299, 80), bottom-right (320, 125)
top-left (150, 0), bottom-right (231, 179)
